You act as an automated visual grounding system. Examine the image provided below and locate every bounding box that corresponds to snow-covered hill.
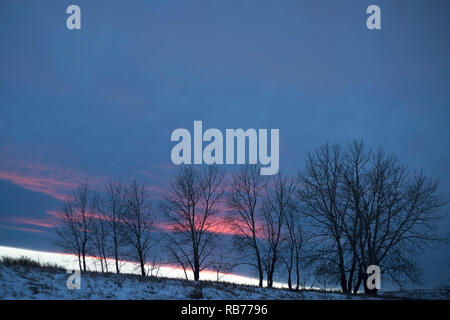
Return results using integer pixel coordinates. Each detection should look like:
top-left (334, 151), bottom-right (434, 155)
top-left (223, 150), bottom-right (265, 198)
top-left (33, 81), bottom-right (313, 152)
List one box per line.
top-left (0, 259), bottom-right (374, 300)
top-left (1, 255), bottom-right (448, 300)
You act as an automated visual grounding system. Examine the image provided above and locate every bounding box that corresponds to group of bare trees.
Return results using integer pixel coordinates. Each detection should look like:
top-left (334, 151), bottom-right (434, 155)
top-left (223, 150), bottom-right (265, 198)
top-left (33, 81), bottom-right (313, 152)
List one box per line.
top-left (225, 166), bottom-right (307, 289)
top-left (55, 179), bottom-right (154, 276)
top-left (55, 140), bottom-right (446, 294)
top-left (55, 181), bottom-right (97, 272)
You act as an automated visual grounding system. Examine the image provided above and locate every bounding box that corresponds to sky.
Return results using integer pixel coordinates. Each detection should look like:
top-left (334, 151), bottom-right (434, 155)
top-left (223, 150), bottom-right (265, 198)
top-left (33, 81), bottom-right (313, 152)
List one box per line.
top-left (0, 0), bottom-right (449, 287)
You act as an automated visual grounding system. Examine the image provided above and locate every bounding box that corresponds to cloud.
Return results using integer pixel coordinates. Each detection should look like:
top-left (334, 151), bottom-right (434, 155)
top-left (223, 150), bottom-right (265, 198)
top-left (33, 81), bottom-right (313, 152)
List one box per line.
top-left (158, 214), bottom-right (265, 238)
top-left (0, 160), bottom-right (104, 201)
top-left (0, 171), bottom-right (76, 200)
top-left (0, 159), bottom-right (266, 239)
top-left (45, 210), bottom-right (64, 219)
top-left (0, 214), bottom-right (60, 234)
top-left (0, 225), bottom-right (47, 234)
top-left (11, 217), bottom-right (58, 229)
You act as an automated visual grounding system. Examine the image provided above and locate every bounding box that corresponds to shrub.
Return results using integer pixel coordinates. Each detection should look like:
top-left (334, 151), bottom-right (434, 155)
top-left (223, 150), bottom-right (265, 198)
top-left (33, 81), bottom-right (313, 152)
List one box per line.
top-left (0, 256), bottom-right (64, 271)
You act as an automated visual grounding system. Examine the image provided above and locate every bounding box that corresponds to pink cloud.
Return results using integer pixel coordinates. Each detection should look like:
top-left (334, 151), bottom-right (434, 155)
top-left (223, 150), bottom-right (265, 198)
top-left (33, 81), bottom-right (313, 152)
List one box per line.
top-left (0, 215), bottom-right (60, 230)
top-left (45, 210), bottom-right (64, 219)
top-left (0, 160), bottom-right (105, 201)
top-left (0, 171), bottom-right (76, 200)
top-left (157, 214), bottom-right (260, 238)
top-left (0, 225), bottom-right (47, 234)
top-left (12, 217), bottom-right (59, 228)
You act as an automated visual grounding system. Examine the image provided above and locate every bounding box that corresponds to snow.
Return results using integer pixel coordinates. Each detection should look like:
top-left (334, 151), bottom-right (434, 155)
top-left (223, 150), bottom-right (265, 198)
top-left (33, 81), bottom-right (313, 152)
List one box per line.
top-left (1, 246), bottom-right (447, 300)
top-left (0, 245), bottom-right (286, 287)
top-left (0, 261), bottom-right (372, 300)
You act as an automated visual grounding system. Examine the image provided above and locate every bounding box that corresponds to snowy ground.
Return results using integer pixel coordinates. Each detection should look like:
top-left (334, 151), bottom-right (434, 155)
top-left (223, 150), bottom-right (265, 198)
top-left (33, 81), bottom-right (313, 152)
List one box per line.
top-left (0, 245), bottom-right (286, 287)
top-left (0, 260), bottom-right (375, 300)
top-left (381, 288), bottom-right (450, 300)
top-left (0, 246), bottom-right (448, 300)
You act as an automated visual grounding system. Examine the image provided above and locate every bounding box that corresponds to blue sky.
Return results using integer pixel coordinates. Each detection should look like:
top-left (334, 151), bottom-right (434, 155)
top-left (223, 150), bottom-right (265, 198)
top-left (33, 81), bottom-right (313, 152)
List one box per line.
top-left (0, 1), bottom-right (449, 287)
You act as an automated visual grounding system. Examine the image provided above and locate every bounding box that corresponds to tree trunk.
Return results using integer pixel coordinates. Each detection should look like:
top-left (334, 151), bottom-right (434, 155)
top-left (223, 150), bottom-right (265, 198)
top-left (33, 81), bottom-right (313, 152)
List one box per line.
top-left (353, 269), bottom-right (363, 294)
top-left (114, 235), bottom-right (120, 274)
top-left (194, 268), bottom-right (200, 281)
top-left (140, 257), bottom-right (146, 276)
top-left (81, 244), bottom-right (87, 272)
top-left (255, 247), bottom-right (264, 287)
top-left (347, 258), bottom-right (356, 293)
top-left (138, 247), bottom-right (146, 276)
top-left (287, 268), bottom-right (292, 290)
top-left (336, 241), bottom-right (348, 293)
top-left (193, 247), bottom-right (200, 281)
top-left (266, 270), bottom-right (272, 288)
top-left (267, 255), bottom-right (277, 288)
top-left (78, 253), bottom-right (82, 272)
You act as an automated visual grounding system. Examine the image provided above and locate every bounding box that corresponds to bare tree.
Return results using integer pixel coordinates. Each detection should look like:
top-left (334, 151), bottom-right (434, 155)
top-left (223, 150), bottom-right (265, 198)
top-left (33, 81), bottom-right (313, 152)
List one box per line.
top-left (90, 214), bottom-right (109, 273)
top-left (296, 144), bottom-right (352, 293)
top-left (122, 179), bottom-right (155, 276)
top-left (161, 166), bottom-right (225, 281)
top-left (165, 241), bottom-right (190, 280)
top-left (339, 140), bottom-right (371, 293)
top-left (147, 256), bottom-right (161, 277)
top-left (55, 180), bottom-right (97, 272)
top-left (226, 165), bottom-right (266, 287)
top-left (280, 201), bottom-right (305, 290)
top-left (351, 146), bottom-right (447, 293)
top-left (209, 243), bottom-right (236, 282)
top-left (261, 174), bottom-right (296, 288)
top-left (101, 180), bottom-right (126, 274)
top-left (297, 141), bottom-right (447, 294)
top-left (54, 200), bottom-right (83, 271)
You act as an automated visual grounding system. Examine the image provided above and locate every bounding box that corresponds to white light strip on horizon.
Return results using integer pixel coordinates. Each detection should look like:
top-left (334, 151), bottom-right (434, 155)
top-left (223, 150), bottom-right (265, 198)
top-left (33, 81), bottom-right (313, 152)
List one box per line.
top-left (0, 245), bottom-right (289, 289)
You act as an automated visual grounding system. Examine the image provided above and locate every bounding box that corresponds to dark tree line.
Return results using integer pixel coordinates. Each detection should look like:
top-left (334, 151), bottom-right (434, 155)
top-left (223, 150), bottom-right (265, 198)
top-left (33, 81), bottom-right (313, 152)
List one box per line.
top-left (55, 179), bottom-right (155, 276)
top-left (55, 140), bottom-right (447, 294)
top-left (55, 180), bottom-right (97, 272)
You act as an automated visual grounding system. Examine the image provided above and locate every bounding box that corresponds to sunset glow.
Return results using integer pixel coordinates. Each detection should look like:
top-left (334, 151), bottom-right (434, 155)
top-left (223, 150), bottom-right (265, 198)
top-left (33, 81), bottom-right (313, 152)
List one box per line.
top-left (0, 245), bottom-right (287, 288)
